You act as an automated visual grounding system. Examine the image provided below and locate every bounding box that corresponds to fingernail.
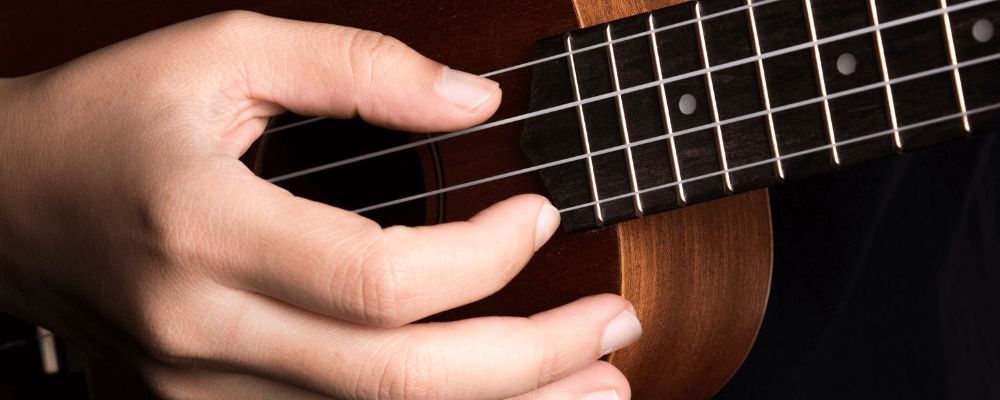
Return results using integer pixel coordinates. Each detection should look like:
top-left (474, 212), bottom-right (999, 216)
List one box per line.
top-left (534, 201), bottom-right (561, 251)
top-left (581, 389), bottom-right (619, 400)
top-left (435, 67), bottom-right (500, 110)
top-left (600, 307), bottom-right (642, 356)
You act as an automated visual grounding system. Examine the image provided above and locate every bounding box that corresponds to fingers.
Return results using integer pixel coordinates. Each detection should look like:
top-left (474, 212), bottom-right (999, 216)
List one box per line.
top-left (220, 293), bottom-right (641, 400)
top-left (57, 11), bottom-right (501, 157)
top-left (509, 361), bottom-right (631, 400)
top-left (234, 190), bottom-right (560, 327)
top-left (199, 11), bottom-right (501, 144)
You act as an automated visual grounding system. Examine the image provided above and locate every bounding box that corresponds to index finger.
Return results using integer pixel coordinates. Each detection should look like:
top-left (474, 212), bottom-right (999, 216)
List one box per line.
top-left (221, 178), bottom-right (560, 328)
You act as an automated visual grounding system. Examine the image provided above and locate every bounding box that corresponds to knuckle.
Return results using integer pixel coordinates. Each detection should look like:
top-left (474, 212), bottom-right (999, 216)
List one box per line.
top-left (530, 321), bottom-right (568, 387)
top-left (144, 189), bottom-right (201, 267)
top-left (200, 10), bottom-right (263, 37)
top-left (187, 10), bottom-right (266, 57)
top-left (312, 218), bottom-right (412, 327)
top-left (347, 30), bottom-right (407, 89)
top-left (142, 168), bottom-right (233, 272)
top-left (535, 347), bottom-right (561, 388)
top-left (133, 304), bottom-right (205, 364)
top-left (138, 323), bottom-right (201, 364)
top-left (126, 192), bottom-right (218, 366)
top-left (354, 238), bottom-right (409, 328)
top-left (373, 346), bottom-right (439, 400)
top-left (485, 238), bottom-right (522, 284)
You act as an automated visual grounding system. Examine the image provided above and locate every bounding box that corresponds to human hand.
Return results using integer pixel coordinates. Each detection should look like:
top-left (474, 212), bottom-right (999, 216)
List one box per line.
top-left (0, 11), bottom-right (641, 400)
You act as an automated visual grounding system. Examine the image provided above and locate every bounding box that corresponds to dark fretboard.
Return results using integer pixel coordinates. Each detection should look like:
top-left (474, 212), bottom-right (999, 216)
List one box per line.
top-left (521, 0), bottom-right (1000, 231)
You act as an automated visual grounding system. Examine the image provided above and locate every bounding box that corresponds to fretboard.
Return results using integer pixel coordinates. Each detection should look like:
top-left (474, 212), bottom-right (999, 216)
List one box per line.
top-left (521, 0), bottom-right (1000, 231)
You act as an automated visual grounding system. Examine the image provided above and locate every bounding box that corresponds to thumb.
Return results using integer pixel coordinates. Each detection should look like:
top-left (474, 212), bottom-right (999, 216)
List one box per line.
top-left (225, 11), bottom-right (501, 132)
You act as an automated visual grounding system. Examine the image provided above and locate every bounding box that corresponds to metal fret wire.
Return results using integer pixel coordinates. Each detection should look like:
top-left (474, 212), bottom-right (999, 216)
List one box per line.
top-left (351, 50), bottom-right (1000, 214)
top-left (868, 0), bottom-right (903, 150)
top-left (694, 3), bottom-right (735, 193)
top-left (746, 0), bottom-right (785, 181)
top-left (481, 0), bottom-right (781, 78)
top-left (565, 35), bottom-right (606, 224)
top-left (559, 102), bottom-right (1000, 213)
top-left (606, 25), bottom-right (645, 216)
top-left (803, 0), bottom-right (841, 165)
top-left (940, 0), bottom-right (972, 132)
top-left (647, 14), bottom-right (688, 205)
top-left (265, 0), bottom-right (994, 184)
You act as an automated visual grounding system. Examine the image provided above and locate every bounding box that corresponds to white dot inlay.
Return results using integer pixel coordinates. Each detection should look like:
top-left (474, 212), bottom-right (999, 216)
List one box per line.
top-left (837, 52), bottom-right (857, 76)
top-left (679, 94), bottom-right (697, 115)
top-left (973, 19), bottom-right (994, 43)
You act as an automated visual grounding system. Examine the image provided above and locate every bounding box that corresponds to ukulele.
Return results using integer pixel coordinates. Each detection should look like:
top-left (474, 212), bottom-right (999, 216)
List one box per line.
top-left (1, 0), bottom-right (997, 398)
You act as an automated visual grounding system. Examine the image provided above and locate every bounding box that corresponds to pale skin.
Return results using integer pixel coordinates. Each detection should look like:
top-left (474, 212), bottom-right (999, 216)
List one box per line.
top-left (0, 11), bottom-right (642, 400)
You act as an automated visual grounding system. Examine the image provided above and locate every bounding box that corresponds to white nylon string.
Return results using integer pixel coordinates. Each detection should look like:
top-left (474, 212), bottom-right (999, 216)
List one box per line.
top-left (559, 102), bottom-right (1000, 213)
top-left (261, 0), bottom-right (784, 138)
top-left (265, 116), bottom-right (325, 135)
top-left (350, 51), bottom-right (1000, 214)
top-left (481, 0), bottom-right (782, 78)
top-left (262, 0), bottom-right (996, 184)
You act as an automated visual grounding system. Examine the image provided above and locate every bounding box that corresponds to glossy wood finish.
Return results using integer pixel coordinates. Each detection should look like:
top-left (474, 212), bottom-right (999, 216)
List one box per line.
top-left (568, 1), bottom-right (772, 397)
top-left (614, 191), bottom-right (771, 399)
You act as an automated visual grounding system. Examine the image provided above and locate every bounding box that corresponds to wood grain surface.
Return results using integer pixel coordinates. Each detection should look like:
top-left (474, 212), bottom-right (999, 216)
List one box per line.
top-left (568, 0), bottom-right (773, 398)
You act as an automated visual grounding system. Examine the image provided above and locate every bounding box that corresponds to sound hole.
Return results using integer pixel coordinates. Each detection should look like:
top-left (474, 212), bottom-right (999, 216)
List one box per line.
top-left (247, 114), bottom-right (431, 227)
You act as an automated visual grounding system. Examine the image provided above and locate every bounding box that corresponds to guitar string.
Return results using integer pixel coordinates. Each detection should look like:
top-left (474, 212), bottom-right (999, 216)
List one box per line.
top-left (349, 51), bottom-right (1000, 214)
top-left (263, 0), bottom-right (994, 179)
top-left (481, 0), bottom-right (783, 78)
top-left (263, 0), bottom-right (995, 183)
top-left (260, 0), bottom-right (785, 137)
top-left (559, 102), bottom-right (1000, 213)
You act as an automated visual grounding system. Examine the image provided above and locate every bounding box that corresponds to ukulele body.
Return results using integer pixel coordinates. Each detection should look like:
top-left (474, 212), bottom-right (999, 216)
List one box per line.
top-left (254, 1), bottom-right (774, 397)
top-left (1, 0), bottom-right (773, 398)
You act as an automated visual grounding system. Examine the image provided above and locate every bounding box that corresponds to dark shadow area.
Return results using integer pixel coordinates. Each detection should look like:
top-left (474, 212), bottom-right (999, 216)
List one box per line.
top-left (720, 133), bottom-right (1000, 399)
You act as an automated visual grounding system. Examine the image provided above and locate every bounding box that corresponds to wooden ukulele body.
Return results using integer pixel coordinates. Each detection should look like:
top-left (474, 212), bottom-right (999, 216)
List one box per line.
top-left (567, 3), bottom-right (771, 398)
top-left (256, 1), bottom-right (774, 397)
top-left (1, 0), bottom-right (773, 398)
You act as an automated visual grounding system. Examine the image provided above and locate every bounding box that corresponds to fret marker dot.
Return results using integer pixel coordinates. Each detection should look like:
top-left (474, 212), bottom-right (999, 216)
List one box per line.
top-left (679, 94), bottom-right (697, 115)
top-left (973, 19), bottom-right (993, 43)
top-left (837, 53), bottom-right (857, 76)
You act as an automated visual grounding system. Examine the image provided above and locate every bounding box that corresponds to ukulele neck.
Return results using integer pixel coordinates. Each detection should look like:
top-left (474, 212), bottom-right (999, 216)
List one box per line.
top-left (521, 0), bottom-right (1000, 232)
